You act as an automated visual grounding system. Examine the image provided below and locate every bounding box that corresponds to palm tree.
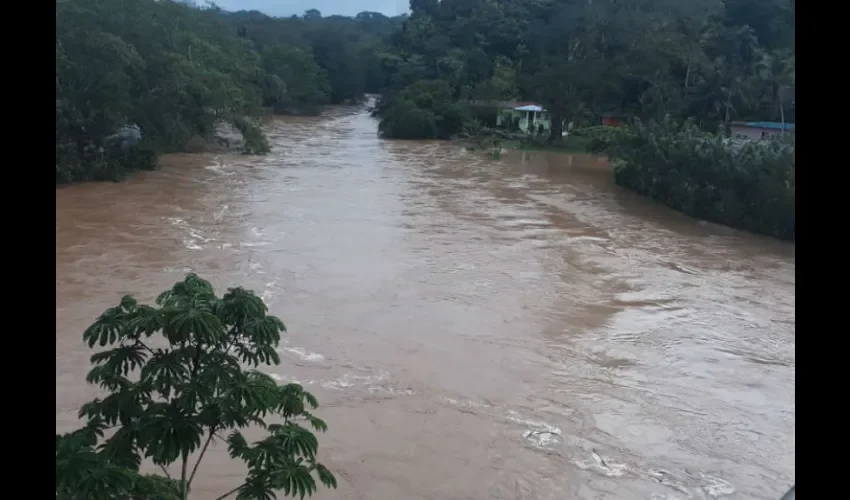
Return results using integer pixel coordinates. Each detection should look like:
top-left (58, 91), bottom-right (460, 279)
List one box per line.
top-left (754, 49), bottom-right (795, 130)
top-left (689, 24), bottom-right (761, 133)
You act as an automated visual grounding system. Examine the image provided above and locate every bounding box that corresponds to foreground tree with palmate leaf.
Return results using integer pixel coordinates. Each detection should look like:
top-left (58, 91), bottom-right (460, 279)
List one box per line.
top-left (55, 274), bottom-right (336, 500)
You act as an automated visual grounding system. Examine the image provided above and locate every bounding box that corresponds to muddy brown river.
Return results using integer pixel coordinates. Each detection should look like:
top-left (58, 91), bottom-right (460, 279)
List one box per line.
top-left (56, 107), bottom-right (795, 500)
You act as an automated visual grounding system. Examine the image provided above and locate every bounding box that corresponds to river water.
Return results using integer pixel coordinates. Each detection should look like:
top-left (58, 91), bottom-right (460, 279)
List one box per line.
top-left (56, 106), bottom-right (795, 500)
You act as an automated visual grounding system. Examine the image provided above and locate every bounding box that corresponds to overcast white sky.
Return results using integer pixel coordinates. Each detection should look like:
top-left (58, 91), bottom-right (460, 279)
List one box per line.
top-left (212, 0), bottom-right (409, 17)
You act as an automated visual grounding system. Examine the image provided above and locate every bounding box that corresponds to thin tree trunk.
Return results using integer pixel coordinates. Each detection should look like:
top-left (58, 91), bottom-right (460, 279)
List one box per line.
top-left (548, 109), bottom-right (564, 144)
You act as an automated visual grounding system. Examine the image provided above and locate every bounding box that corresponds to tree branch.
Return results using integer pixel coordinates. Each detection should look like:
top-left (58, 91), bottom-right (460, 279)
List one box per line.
top-left (180, 452), bottom-right (190, 500)
top-left (136, 339), bottom-right (155, 355)
top-left (159, 464), bottom-right (172, 479)
top-left (214, 485), bottom-right (242, 500)
top-left (187, 428), bottom-right (217, 488)
top-left (223, 326), bottom-right (240, 355)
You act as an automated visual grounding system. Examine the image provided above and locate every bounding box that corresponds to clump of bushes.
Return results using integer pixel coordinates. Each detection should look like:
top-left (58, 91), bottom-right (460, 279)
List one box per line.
top-left (56, 141), bottom-right (159, 184)
top-left (589, 117), bottom-right (795, 241)
top-left (232, 117), bottom-right (272, 155)
top-left (378, 80), bottom-right (473, 140)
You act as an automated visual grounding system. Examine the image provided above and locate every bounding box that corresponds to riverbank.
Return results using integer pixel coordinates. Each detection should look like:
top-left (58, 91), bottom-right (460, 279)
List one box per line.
top-left (501, 135), bottom-right (590, 153)
top-left (595, 120), bottom-right (795, 241)
top-left (458, 134), bottom-right (591, 156)
top-left (54, 104), bottom-right (369, 186)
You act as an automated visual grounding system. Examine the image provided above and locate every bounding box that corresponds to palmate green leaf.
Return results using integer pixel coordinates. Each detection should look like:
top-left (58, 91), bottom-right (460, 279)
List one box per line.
top-left (58, 419), bottom-right (107, 452)
top-left (120, 295), bottom-right (138, 312)
top-left (219, 287), bottom-right (268, 325)
top-left (155, 279), bottom-right (218, 318)
top-left (236, 475), bottom-right (275, 500)
top-left (140, 349), bottom-right (189, 396)
top-left (276, 383), bottom-right (319, 418)
top-left (314, 463), bottom-right (337, 489)
top-left (234, 342), bottom-right (281, 367)
top-left (258, 344), bottom-right (282, 365)
top-left (302, 391), bottom-right (318, 409)
top-left (234, 342), bottom-right (261, 367)
top-left (97, 426), bottom-right (142, 470)
top-left (90, 343), bottom-right (148, 376)
top-left (239, 434), bottom-right (288, 470)
top-left (300, 412), bottom-right (328, 433)
top-left (277, 390), bottom-right (304, 418)
top-left (266, 424), bottom-right (319, 461)
top-left (130, 474), bottom-right (182, 500)
top-left (161, 305), bottom-right (223, 344)
top-left (80, 387), bottom-right (147, 426)
top-left (85, 366), bottom-right (134, 392)
top-left (138, 402), bottom-right (204, 465)
top-left (270, 462), bottom-right (317, 499)
top-left (83, 306), bottom-right (127, 348)
top-left (223, 370), bottom-right (280, 416)
top-left (246, 370), bottom-right (281, 392)
top-left (196, 400), bottom-right (225, 428)
top-left (218, 396), bottom-right (269, 429)
top-left (227, 430), bottom-right (250, 458)
top-left (194, 353), bottom-right (242, 397)
top-left (179, 372), bottom-right (220, 414)
top-left (127, 304), bottom-right (164, 337)
top-left (244, 315), bottom-right (285, 348)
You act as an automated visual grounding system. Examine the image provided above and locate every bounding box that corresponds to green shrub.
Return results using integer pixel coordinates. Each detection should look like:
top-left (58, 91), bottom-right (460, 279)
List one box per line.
top-left (56, 144), bottom-right (160, 184)
top-left (232, 117), bottom-right (272, 155)
top-left (378, 80), bottom-right (473, 140)
top-left (378, 98), bottom-right (438, 139)
top-left (593, 118), bottom-right (795, 240)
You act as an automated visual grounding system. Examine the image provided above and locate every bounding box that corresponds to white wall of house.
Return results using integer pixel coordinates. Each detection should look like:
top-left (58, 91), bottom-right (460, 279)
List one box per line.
top-left (729, 126), bottom-right (789, 140)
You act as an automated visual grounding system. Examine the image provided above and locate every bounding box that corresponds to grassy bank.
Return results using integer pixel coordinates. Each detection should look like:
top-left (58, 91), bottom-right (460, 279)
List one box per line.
top-left (461, 134), bottom-right (591, 155)
top-left (500, 135), bottom-right (590, 153)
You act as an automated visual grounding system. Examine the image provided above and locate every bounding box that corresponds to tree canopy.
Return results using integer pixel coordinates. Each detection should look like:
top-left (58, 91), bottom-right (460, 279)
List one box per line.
top-left (56, 0), bottom-right (404, 184)
top-left (56, 0), bottom-right (795, 174)
top-left (56, 274), bottom-right (337, 500)
top-left (376, 0), bottom-right (795, 140)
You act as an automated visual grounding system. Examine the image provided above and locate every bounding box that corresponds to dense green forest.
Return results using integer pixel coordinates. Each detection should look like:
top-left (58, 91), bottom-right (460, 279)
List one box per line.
top-left (376, 0), bottom-right (794, 140)
top-left (56, 0), bottom-right (403, 184)
top-left (57, 0), bottom-right (794, 181)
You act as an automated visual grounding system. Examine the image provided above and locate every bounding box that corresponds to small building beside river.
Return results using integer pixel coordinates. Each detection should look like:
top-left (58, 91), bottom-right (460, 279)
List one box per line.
top-left (729, 121), bottom-right (795, 140)
top-left (466, 101), bottom-right (563, 134)
top-left (492, 102), bottom-right (555, 134)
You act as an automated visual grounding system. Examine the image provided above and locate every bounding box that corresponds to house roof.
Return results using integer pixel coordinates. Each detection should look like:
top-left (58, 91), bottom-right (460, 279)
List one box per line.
top-left (514, 104), bottom-right (544, 112)
top-left (730, 121), bottom-right (795, 130)
top-left (466, 100), bottom-right (543, 110)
